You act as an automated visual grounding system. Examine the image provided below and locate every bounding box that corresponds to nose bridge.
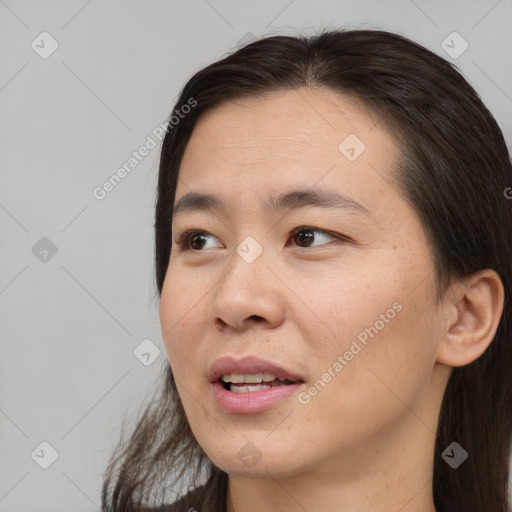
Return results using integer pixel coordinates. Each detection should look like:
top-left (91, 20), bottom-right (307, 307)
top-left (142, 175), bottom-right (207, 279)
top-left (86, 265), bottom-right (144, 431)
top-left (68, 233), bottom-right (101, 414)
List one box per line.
top-left (208, 240), bottom-right (285, 329)
top-left (216, 242), bottom-right (269, 306)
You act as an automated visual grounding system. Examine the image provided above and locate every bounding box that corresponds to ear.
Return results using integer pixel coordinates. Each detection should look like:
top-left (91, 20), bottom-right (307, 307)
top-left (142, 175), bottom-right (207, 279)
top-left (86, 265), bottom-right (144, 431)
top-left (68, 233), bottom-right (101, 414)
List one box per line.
top-left (436, 269), bottom-right (505, 367)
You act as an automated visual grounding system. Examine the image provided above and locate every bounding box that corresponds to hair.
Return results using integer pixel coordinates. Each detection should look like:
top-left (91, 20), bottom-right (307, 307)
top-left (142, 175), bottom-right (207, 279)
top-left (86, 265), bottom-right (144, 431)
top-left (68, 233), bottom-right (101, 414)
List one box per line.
top-left (101, 28), bottom-right (512, 512)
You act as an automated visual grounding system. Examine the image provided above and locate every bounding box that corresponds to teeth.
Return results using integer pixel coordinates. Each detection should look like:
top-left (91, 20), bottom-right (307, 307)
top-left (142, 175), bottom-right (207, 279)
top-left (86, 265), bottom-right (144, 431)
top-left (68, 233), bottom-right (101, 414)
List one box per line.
top-left (244, 373), bottom-right (263, 383)
top-left (220, 372), bottom-right (278, 383)
top-left (230, 384), bottom-right (272, 393)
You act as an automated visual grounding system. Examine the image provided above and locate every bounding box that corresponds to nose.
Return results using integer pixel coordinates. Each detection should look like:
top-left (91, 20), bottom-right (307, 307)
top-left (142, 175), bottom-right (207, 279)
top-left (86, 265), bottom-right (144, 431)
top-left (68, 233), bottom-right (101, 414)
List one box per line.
top-left (207, 250), bottom-right (286, 332)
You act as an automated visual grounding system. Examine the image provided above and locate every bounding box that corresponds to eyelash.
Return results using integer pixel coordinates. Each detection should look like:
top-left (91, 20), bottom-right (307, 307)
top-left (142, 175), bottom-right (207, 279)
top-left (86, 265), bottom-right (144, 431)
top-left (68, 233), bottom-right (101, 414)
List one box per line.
top-left (174, 226), bottom-right (351, 252)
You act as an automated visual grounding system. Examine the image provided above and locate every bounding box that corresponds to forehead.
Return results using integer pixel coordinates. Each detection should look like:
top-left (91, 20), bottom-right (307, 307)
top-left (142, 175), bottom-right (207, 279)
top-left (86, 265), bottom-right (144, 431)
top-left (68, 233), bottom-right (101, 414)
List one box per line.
top-left (174, 87), bottom-right (407, 232)
top-left (182, 87), bottom-right (395, 174)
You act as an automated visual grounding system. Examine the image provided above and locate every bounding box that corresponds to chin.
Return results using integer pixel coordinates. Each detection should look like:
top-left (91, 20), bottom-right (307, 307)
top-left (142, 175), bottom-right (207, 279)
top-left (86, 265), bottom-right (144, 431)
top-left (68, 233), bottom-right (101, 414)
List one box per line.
top-left (203, 440), bottom-right (307, 480)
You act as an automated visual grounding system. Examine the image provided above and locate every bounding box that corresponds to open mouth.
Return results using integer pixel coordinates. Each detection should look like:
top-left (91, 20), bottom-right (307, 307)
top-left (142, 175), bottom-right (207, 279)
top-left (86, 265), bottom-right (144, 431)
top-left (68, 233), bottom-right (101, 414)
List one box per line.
top-left (220, 372), bottom-right (301, 393)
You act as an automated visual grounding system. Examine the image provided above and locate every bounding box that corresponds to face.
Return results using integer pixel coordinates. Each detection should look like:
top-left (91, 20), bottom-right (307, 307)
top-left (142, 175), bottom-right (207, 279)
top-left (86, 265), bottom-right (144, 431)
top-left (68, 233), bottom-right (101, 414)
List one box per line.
top-left (159, 88), bottom-right (447, 479)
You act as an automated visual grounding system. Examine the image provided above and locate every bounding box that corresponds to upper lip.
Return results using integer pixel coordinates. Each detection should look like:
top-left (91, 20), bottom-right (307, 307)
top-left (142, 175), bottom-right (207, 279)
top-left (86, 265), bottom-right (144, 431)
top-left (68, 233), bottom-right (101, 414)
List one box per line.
top-left (208, 355), bottom-right (305, 383)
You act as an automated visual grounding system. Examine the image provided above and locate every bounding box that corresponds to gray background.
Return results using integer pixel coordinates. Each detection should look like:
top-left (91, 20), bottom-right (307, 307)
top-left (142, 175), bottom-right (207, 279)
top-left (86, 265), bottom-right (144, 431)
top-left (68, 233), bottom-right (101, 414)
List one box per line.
top-left (1, 0), bottom-right (511, 510)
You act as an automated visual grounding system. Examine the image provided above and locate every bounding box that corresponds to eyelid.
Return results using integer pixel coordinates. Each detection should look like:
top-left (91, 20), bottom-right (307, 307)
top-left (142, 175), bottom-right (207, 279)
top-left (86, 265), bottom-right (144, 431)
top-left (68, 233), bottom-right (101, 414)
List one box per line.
top-left (173, 226), bottom-right (352, 251)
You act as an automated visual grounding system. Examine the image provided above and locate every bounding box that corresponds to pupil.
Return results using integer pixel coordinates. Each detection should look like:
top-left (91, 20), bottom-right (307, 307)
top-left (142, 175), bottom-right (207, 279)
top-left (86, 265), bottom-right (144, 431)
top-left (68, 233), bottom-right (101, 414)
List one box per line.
top-left (295, 230), bottom-right (313, 247)
top-left (190, 234), bottom-right (206, 250)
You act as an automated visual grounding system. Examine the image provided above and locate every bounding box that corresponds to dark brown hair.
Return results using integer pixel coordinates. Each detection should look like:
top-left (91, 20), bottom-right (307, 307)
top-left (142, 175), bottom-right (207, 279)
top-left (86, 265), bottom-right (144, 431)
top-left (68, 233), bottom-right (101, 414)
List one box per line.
top-left (101, 28), bottom-right (512, 512)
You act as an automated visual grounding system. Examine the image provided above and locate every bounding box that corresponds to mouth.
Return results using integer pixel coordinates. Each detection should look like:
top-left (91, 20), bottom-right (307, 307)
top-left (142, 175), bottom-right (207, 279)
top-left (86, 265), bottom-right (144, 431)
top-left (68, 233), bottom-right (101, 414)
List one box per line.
top-left (219, 372), bottom-right (301, 393)
top-left (208, 355), bottom-right (305, 414)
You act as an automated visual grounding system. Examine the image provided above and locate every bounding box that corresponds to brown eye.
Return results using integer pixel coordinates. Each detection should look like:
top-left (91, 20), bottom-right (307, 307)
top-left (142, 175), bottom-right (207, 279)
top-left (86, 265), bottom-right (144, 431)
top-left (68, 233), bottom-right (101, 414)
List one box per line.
top-left (292, 229), bottom-right (315, 247)
top-left (175, 230), bottom-right (222, 251)
top-left (291, 227), bottom-right (337, 248)
top-left (189, 233), bottom-right (208, 250)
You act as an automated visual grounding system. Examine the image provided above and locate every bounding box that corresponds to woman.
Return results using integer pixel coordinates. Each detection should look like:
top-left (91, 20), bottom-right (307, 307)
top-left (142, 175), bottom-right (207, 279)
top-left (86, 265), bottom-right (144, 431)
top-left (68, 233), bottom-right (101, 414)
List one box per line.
top-left (101, 28), bottom-right (512, 512)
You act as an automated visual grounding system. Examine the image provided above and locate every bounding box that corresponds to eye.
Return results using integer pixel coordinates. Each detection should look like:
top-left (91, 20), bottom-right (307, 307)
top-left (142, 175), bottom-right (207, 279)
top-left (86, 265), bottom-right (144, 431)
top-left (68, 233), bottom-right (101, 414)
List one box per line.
top-left (174, 229), bottom-right (221, 251)
top-left (174, 226), bottom-right (347, 252)
top-left (290, 226), bottom-right (339, 248)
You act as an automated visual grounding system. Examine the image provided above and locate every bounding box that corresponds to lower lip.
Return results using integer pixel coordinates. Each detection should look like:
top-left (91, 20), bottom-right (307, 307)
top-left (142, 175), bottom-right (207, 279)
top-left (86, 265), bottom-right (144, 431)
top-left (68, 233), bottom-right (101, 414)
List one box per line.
top-left (211, 380), bottom-right (304, 414)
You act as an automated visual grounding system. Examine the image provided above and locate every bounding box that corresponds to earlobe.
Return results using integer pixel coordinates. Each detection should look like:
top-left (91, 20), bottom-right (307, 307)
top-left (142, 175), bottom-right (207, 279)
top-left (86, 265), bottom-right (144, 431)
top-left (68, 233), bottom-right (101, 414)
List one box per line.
top-left (436, 269), bottom-right (505, 367)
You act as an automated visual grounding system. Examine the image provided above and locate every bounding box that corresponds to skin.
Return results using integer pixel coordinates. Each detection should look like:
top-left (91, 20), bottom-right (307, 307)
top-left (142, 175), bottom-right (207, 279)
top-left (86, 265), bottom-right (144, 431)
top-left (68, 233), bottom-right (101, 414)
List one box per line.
top-left (159, 87), bottom-right (504, 512)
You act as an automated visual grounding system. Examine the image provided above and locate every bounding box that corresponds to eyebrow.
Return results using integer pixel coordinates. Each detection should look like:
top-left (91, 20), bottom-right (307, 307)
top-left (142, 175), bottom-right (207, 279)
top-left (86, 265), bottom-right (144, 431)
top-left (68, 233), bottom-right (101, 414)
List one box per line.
top-left (173, 188), bottom-right (372, 218)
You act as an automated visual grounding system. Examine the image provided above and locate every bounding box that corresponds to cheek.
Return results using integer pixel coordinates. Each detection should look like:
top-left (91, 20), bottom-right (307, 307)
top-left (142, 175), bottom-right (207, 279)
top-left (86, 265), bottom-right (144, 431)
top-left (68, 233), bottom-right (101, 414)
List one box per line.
top-left (304, 264), bottom-right (437, 399)
top-left (291, 266), bottom-right (396, 356)
top-left (159, 270), bottom-right (206, 373)
top-left (326, 296), bottom-right (437, 417)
